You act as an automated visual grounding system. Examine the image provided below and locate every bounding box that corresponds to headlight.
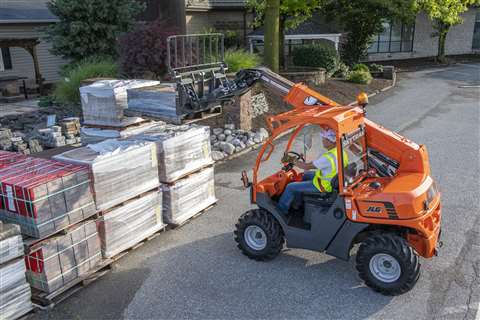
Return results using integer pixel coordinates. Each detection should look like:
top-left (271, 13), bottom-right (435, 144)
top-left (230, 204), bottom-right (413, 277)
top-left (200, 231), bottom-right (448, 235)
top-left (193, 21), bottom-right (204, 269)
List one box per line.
top-left (425, 182), bottom-right (438, 209)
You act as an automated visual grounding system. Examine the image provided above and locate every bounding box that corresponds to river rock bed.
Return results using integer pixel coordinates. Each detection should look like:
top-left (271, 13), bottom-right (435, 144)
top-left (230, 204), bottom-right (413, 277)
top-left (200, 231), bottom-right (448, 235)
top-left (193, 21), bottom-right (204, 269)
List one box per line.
top-left (210, 124), bottom-right (269, 161)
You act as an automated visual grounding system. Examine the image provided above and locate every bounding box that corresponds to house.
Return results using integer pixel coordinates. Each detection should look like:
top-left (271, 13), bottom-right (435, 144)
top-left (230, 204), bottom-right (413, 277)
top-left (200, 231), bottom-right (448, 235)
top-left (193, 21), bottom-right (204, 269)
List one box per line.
top-left (140, 0), bottom-right (251, 42)
top-left (0, 0), bottom-right (65, 94)
top-left (367, 9), bottom-right (480, 61)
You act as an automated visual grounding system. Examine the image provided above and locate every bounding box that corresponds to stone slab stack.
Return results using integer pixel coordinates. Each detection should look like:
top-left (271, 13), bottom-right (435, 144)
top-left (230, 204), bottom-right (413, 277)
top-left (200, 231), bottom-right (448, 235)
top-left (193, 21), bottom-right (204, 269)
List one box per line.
top-left (80, 79), bottom-right (159, 126)
top-left (96, 190), bottom-right (164, 258)
top-left (0, 151), bottom-right (96, 239)
top-left (126, 84), bottom-right (181, 123)
top-left (162, 166), bottom-right (216, 225)
top-left (24, 220), bottom-right (101, 293)
top-left (53, 139), bottom-right (159, 211)
top-left (38, 126), bottom-right (66, 148)
top-left (80, 121), bottom-right (164, 145)
top-left (54, 139), bottom-right (164, 257)
top-left (128, 124), bottom-right (213, 183)
top-left (0, 222), bottom-right (32, 320)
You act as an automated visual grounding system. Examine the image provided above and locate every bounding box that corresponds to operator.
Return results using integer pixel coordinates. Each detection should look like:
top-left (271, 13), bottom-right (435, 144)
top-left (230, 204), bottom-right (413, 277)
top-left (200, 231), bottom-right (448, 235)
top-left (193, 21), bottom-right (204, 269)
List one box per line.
top-left (278, 127), bottom-right (348, 215)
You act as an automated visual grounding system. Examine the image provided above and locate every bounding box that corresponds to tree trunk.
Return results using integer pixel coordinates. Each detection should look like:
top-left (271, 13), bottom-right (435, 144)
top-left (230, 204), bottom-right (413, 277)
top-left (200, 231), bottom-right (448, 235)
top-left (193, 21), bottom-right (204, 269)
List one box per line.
top-left (264, 0), bottom-right (280, 72)
top-left (279, 17), bottom-right (285, 70)
top-left (436, 22), bottom-right (449, 63)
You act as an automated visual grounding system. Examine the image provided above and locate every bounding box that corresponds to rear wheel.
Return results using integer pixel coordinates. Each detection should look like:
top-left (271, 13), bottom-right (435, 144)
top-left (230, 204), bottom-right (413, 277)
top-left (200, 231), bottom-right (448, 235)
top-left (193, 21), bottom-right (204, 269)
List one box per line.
top-left (356, 234), bottom-right (420, 295)
top-left (234, 209), bottom-right (284, 261)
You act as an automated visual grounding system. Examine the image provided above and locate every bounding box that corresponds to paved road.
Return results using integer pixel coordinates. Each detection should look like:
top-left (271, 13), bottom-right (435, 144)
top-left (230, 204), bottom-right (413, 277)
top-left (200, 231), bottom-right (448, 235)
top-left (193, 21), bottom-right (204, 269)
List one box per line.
top-left (38, 64), bottom-right (480, 320)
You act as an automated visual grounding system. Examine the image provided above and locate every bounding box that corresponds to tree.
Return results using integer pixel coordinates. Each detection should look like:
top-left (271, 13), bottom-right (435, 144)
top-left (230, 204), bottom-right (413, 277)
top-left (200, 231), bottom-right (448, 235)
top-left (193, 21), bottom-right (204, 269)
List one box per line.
top-left (118, 20), bottom-right (177, 79)
top-left (45, 0), bottom-right (144, 61)
top-left (264, 0), bottom-right (280, 72)
top-left (247, 0), bottom-right (323, 67)
top-left (323, 0), bottom-right (417, 66)
top-left (419, 0), bottom-right (479, 63)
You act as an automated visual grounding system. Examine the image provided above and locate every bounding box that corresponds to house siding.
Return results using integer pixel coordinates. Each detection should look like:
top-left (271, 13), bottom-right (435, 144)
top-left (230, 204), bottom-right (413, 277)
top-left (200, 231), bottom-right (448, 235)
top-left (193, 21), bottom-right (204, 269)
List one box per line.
top-left (368, 9), bottom-right (477, 61)
top-left (0, 23), bottom-right (65, 85)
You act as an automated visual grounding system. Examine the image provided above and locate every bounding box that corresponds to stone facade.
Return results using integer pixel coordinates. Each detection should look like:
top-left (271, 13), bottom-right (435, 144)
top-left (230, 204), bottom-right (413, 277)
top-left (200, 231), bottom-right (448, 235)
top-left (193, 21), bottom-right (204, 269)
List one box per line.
top-left (368, 9), bottom-right (478, 61)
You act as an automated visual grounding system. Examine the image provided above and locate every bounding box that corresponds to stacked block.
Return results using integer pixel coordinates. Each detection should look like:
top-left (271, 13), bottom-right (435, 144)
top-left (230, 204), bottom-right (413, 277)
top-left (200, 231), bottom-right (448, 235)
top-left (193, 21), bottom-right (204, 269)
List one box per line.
top-left (25, 220), bottom-right (101, 293)
top-left (0, 151), bottom-right (96, 238)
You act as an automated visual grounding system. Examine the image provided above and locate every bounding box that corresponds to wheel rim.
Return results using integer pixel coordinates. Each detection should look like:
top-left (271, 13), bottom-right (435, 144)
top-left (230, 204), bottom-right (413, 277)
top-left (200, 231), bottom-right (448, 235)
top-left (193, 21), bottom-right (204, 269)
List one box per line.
top-left (369, 253), bottom-right (401, 283)
top-left (244, 225), bottom-right (267, 251)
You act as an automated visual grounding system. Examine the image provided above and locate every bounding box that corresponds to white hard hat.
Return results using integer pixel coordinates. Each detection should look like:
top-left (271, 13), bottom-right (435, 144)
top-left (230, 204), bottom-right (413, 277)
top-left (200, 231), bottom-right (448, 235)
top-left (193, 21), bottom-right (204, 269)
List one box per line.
top-left (319, 128), bottom-right (336, 143)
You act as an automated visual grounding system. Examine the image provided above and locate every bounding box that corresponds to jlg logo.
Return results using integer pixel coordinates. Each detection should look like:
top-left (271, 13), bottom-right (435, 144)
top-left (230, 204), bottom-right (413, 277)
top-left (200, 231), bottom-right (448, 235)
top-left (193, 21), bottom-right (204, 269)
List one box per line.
top-left (367, 206), bottom-right (382, 213)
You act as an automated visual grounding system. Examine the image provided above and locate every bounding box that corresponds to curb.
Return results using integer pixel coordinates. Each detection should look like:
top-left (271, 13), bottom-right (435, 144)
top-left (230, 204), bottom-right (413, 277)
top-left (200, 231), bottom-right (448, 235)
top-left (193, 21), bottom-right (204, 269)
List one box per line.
top-left (348, 71), bottom-right (397, 106)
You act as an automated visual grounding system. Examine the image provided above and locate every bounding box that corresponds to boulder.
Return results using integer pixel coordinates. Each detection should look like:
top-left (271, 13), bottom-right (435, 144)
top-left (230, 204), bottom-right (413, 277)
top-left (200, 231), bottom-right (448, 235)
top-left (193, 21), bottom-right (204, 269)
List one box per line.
top-left (211, 151), bottom-right (225, 161)
top-left (212, 128), bottom-right (223, 135)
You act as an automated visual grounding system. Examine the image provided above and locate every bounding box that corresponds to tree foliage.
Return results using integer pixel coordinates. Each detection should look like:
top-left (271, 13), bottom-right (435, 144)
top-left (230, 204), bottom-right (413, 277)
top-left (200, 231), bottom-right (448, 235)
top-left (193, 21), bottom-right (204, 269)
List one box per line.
top-left (45, 0), bottom-right (144, 61)
top-left (118, 20), bottom-right (177, 79)
top-left (418, 0), bottom-right (479, 62)
top-left (323, 0), bottom-right (417, 66)
top-left (247, 0), bottom-right (323, 30)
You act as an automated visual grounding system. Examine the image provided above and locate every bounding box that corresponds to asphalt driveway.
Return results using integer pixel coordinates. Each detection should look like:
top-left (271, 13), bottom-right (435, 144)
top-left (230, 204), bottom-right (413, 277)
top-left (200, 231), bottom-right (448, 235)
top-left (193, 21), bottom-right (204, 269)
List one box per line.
top-left (37, 63), bottom-right (480, 320)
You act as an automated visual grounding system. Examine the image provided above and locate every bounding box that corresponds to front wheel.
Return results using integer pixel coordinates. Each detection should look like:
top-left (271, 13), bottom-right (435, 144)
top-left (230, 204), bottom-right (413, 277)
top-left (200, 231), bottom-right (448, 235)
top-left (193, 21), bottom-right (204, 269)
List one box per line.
top-left (234, 209), bottom-right (284, 261)
top-left (356, 234), bottom-right (420, 295)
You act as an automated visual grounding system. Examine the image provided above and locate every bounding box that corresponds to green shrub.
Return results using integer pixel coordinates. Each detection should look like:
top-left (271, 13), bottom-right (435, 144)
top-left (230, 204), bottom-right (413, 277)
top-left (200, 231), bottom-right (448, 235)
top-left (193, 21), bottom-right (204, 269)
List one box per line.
top-left (352, 63), bottom-right (370, 72)
top-left (369, 63), bottom-right (384, 72)
top-left (38, 95), bottom-right (56, 108)
top-left (292, 43), bottom-right (339, 74)
top-left (224, 49), bottom-right (261, 73)
top-left (332, 58), bottom-right (350, 78)
top-left (54, 56), bottom-right (119, 105)
top-left (347, 70), bottom-right (373, 84)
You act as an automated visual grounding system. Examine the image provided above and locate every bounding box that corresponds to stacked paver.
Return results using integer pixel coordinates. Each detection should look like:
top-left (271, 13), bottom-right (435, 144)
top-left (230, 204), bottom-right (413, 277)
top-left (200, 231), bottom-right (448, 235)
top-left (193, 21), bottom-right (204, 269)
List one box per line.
top-left (126, 84), bottom-right (181, 122)
top-left (0, 151), bottom-right (96, 238)
top-left (127, 124), bottom-right (217, 226)
top-left (80, 79), bottom-right (159, 126)
top-left (0, 222), bottom-right (32, 320)
top-left (54, 139), bottom-right (165, 258)
top-left (25, 220), bottom-right (101, 293)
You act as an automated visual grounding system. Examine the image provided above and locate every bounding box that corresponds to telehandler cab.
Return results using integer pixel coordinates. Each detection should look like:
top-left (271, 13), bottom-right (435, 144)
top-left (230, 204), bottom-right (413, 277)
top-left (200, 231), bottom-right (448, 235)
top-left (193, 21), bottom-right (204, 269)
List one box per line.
top-left (230, 68), bottom-right (442, 295)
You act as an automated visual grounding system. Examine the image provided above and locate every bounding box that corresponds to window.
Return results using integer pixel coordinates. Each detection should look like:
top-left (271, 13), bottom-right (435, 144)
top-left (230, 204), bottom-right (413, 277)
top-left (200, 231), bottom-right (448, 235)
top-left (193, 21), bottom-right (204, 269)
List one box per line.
top-left (368, 21), bottom-right (415, 53)
top-left (0, 48), bottom-right (12, 71)
top-left (472, 10), bottom-right (480, 49)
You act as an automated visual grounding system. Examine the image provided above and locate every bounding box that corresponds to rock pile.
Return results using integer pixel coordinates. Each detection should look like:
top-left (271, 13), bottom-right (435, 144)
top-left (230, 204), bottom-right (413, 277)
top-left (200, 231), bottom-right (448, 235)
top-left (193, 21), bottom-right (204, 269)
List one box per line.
top-left (0, 128), bottom-right (36, 154)
top-left (251, 93), bottom-right (269, 117)
top-left (210, 124), bottom-right (269, 161)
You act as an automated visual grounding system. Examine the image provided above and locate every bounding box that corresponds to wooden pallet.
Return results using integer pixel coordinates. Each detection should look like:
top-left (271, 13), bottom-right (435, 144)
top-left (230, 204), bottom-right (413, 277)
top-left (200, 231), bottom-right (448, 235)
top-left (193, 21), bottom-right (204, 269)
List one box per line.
top-left (124, 106), bottom-right (222, 125)
top-left (167, 202), bottom-right (217, 229)
top-left (31, 258), bottom-right (113, 309)
top-left (82, 118), bottom-right (152, 131)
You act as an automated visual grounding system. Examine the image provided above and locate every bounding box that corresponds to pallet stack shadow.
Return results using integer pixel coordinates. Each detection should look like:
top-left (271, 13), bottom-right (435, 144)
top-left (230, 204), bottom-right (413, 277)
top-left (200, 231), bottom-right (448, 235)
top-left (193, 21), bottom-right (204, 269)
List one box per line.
top-left (0, 222), bottom-right (32, 320)
top-left (128, 124), bottom-right (217, 226)
top-left (53, 139), bottom-right (164, 258)
top-left (0, 150), bottom-right (102, 302)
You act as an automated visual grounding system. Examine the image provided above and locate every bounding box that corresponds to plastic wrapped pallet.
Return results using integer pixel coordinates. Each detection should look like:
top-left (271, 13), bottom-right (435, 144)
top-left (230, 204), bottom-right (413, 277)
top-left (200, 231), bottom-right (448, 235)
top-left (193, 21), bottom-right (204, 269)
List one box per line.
top-left (53, 139), bottom-right (159, 211)
top-left (162, 166), bottom-right (216, 225)
top-left (129, 124), bottom-right (213, 183)
top-left (25, 220), bottom-right (101, 293)
top-left (0, 151), bottom-right (96, 238)
top-left (97, 191), bottom-right (164, 258)
top-left (0, 259), bottom-right (32, 320)
top-left (0, 222), bottom-right (23, 264)
top-left (126, 84), bottom-right (181, 122)
top-left (80, 79), bottom-right (159, 126)
top-left (80, 121), bottom-right (165, 145)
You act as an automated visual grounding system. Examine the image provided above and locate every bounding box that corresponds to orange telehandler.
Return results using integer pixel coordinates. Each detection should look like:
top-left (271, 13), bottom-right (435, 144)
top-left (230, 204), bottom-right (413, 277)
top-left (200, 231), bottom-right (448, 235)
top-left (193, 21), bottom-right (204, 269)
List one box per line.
top-left (224, 67), bottom-right (442, 295)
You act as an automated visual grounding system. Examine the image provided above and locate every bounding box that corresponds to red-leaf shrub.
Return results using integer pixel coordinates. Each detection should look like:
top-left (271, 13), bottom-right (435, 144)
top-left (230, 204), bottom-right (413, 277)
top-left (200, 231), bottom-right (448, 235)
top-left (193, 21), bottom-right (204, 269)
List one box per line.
top-left (118, 20), bottom-right (177, 79)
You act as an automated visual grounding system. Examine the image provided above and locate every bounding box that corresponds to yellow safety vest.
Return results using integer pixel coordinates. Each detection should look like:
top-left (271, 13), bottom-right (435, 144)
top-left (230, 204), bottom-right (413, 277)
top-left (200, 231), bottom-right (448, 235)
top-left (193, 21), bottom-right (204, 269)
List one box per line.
top-left (312, 148), bottom-right (349, 192)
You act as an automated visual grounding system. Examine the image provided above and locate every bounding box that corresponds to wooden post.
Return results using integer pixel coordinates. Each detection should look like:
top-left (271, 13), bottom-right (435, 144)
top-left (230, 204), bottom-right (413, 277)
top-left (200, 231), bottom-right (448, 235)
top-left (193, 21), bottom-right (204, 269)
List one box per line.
top-left (26, 43), bottom-right (44, 95)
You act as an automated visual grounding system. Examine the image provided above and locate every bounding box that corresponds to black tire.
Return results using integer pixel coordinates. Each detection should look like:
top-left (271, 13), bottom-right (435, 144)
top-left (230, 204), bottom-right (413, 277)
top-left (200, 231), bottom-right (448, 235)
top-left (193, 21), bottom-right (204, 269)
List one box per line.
top-left (356, 234), bottom-right (420, 295)
top-left (234, 209), bottom-right (284, 261)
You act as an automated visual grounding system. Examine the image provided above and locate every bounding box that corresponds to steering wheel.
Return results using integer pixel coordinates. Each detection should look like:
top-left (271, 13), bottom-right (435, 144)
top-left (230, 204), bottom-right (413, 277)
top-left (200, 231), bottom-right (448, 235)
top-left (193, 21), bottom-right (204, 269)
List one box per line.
top-left (282, 151), bottom-right (305, 171)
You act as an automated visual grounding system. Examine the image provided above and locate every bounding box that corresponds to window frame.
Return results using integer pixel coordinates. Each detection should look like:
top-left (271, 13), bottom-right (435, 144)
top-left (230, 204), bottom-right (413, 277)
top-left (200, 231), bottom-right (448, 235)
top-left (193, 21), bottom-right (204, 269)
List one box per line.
top-left (0, 48), bottom-right (13, 71)
top-left (368, 21), bottom-right (415, 54)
